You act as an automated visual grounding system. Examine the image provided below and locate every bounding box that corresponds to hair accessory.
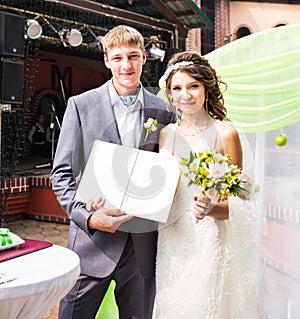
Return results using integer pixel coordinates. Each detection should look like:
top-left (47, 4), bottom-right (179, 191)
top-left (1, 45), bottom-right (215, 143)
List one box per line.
top-left (158, 61), bottom-right (194, 89)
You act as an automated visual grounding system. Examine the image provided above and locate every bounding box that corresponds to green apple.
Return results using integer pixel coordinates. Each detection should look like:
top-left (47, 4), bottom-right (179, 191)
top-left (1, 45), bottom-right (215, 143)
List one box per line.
top-left (274, 134), bottom-right (287, 147)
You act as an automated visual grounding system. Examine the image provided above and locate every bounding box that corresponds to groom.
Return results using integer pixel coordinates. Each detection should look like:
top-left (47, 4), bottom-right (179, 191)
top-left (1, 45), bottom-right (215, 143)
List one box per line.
top-left (50, 25), bottom-right (174, 319)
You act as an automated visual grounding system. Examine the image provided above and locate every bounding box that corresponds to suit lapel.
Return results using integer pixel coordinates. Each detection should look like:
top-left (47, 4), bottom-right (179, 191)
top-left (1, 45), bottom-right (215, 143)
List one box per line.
top-left (139, 89), bottom-right (160, 151)
top-left (95, 83), bottom-right (122, 145)
top-left (95, 85), bottom-right (164, 150)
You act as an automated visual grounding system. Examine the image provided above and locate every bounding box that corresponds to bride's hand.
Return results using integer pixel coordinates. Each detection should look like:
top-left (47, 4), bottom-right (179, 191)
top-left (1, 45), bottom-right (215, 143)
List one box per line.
top-left (193, 196), bottom-right (214, 220)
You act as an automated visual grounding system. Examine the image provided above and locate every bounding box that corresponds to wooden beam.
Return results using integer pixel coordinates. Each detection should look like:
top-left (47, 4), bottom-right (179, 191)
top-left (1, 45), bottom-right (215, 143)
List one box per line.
top-left (44, 0), bottom-right (177, 34)
top-left (182, 0), bottom-right (214, 30)
top-left (146, 0), bottom-right (188, 36)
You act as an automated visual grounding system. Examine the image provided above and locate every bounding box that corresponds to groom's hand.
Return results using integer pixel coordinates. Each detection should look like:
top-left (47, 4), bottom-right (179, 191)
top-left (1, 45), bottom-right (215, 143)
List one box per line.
top-left (88, 207), bottom-right (133, 233)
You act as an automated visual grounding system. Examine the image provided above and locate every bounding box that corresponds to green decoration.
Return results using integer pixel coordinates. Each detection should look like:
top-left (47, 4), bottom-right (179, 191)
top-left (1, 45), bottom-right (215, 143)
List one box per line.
top-left (205, 24), bottom-right (300, 132)
top-left (274, 133), bottom-right (287, 147)
top-left (0, 228), bottom-right (13, 246)
top-left (96, 280), bottom-right (118, 319)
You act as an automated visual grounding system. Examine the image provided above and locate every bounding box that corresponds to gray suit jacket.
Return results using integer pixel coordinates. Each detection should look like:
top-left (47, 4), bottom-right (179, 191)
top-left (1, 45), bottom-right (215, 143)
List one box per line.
top-left (50, 81), bottom-right (174, 278)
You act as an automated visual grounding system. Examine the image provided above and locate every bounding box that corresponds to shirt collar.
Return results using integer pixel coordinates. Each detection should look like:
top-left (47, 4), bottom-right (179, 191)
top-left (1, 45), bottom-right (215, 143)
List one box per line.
top-left (109, 79), bottom-right (144, 109)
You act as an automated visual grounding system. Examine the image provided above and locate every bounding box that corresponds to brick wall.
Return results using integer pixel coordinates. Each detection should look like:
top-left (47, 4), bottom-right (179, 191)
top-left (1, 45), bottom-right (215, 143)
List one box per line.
top-left (2, 175), bottom-right (69, 224)
top-left (214, 0), bottom-right (230, 48)
top-left (185, 0), bottom-right (202, 52)
top-left (186, 28), bottom-right (202, 52)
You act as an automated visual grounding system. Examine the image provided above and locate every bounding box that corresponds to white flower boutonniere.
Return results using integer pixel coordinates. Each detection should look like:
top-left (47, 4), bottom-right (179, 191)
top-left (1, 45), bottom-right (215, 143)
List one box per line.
top-left (144, 118), bottom-right (158, 142)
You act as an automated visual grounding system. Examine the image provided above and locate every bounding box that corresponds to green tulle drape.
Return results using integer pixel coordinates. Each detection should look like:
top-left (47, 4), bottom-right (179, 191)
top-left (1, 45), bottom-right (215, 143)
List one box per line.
top-left (205, 24), bottom-right (300, 132)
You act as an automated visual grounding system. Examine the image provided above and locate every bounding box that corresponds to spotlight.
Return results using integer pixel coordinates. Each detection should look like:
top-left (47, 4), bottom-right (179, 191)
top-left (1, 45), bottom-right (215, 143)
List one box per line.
top-left (59, 29), bottom-right (83, 47)
top-left (67, 29), bottom-right (83, 47)
top-left (90, 35), bottom-right (104, 51)
top-left (25, 19), bottom-right (42, 39)
top-left (149, 47), bottom-right (166, 62)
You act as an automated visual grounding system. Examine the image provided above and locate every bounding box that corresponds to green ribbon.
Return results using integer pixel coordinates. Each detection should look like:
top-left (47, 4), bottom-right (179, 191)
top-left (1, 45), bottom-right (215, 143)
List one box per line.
top-left (0, 228), bottom-right (13, 247)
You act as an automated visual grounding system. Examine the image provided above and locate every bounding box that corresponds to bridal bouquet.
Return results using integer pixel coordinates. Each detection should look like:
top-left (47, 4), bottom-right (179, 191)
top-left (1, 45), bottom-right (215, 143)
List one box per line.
top-left (180, 149), bottom-right (245, 202)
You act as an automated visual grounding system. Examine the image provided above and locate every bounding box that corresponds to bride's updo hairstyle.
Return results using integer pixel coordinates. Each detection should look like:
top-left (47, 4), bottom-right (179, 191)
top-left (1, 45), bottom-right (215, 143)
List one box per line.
top-left (165, 51), bottom-right (228, 121)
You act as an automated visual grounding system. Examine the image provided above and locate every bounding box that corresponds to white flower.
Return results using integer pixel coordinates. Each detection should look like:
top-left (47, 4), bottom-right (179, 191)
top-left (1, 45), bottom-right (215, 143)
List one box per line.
top-left (144, 118), bottom-right (155, 128)
top-left (144, 118), bottom-right (158, 142)
top-left (202, 162), bottom-right (208, 170)
top-left (190, 158), bottom-right (200, 173)
top-left (214, 152), bottom-right (227, 162)
top-left (207, 181), bottom-right (214, 187)
top-left (181, 165), bottom-right (190, 176)
top-left (189, 172), bottom-right (196, 182)
top-left (204, 188), bottom-right (219, 202)
top-left (207, 162), bottom-right (229, 179)
top-left (220, 182), bottom-right (228, 190)
top-left (151, 124), bottom-right (157, 132)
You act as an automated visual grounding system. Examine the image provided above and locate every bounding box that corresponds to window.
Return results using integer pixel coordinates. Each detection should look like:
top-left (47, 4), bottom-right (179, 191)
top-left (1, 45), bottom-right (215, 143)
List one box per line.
top-left (236, 27), bottom-right (251, 39)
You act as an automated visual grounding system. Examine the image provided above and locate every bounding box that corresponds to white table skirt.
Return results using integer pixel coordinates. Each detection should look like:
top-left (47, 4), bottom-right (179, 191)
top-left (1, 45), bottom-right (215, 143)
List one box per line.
top-left (0, 244), bottom-right (80, 319)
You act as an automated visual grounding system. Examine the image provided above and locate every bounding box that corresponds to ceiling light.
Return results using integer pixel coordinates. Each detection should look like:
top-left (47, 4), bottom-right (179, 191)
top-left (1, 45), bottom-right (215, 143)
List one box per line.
top-left (25, 19), bottom-right (43, 39)
top-left (149, 47), bottom-right (166, 62)
top-left (90, 35), bottom-right (104, 51)
top-left (59, 29), bottom-right (83, 47)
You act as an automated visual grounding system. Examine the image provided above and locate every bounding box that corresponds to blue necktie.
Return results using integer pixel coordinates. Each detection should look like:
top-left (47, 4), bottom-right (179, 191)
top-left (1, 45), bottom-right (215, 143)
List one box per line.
top-left (119, 95), bottom-right (137, 107)
top-left (119, 86), bottom-right (141, 107)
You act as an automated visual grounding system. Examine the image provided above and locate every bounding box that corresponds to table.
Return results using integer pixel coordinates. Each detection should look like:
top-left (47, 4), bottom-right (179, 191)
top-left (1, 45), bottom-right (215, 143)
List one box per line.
top-left (0, 244), bottom-right (80, 319)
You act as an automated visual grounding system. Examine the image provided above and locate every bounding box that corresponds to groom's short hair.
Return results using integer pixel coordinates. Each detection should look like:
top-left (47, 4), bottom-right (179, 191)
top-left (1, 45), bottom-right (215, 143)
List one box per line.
top-left (102, 25), bottom-right (145, 53)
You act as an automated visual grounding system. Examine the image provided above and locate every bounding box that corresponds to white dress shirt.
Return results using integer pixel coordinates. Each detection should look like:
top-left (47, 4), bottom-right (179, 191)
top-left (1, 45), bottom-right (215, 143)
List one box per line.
top-left (109, 79), bottom-right (144, 148)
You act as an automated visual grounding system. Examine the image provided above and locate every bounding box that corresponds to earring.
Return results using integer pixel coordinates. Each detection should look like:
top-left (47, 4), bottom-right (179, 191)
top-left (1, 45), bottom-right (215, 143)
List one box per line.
top-left (205, 94), bottom-right (208, 110)
top-left (176, 107), bottom-right (183, 123)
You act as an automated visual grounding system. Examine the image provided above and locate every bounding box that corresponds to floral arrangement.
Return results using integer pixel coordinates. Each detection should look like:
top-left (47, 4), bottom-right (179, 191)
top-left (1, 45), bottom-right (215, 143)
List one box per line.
top-left (180, 149), bottom-right (245, 202)
top-left (144, 117), bottom-right (158, 142)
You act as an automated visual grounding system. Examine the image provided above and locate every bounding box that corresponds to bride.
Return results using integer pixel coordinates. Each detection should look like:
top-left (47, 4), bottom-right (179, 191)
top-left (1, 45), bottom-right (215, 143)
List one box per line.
top-left (154, 51), bottom-right (265, 318)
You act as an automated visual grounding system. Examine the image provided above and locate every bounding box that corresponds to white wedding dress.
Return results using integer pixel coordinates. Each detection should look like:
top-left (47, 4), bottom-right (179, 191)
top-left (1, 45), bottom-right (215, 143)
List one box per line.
top-left (154, 123), bottom-right (265, 319)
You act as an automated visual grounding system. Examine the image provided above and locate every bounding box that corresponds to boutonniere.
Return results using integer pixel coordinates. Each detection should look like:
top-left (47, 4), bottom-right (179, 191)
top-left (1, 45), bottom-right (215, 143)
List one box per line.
top-left (144, 117), bottom-right (158, 142)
